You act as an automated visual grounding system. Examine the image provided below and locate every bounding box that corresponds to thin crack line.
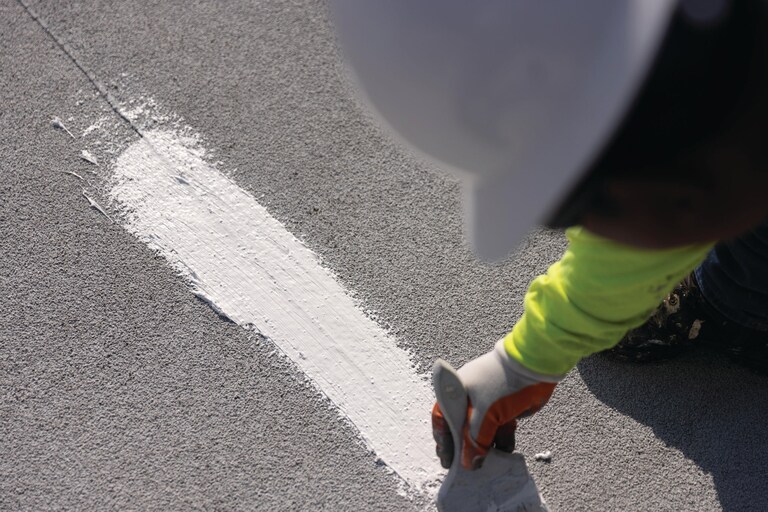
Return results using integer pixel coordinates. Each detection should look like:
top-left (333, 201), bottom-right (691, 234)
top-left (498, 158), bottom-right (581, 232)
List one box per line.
top-left (16, 0), bottom-right (228, 226)
top-left (17, 0), bottom-right (143, 138)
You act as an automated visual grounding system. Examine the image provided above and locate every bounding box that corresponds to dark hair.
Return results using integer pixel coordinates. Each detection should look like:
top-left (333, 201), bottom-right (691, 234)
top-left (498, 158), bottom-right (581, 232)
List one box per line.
top-left (546, 0), bottom-right (765, 228)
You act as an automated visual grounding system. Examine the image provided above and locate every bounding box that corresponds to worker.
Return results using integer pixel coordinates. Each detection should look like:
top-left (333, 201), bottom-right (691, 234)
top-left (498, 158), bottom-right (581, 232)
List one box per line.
top-left (332, 0), bottom-right (768, 471)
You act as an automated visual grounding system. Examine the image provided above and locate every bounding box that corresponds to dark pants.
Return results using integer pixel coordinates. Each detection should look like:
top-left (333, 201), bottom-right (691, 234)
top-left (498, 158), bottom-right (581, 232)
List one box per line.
top-left (696, 219), bottom-right (768, 332)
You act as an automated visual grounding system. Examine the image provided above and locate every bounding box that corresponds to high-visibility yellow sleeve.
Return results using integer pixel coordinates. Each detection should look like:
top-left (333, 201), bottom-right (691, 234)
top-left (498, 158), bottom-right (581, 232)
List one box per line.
top-left (504, 227), bottom-right (713, 376)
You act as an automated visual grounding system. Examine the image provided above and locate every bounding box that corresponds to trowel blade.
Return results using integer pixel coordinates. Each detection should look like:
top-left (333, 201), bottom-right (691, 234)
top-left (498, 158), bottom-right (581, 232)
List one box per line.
top-left (433, 359), bottom-right (549, 512)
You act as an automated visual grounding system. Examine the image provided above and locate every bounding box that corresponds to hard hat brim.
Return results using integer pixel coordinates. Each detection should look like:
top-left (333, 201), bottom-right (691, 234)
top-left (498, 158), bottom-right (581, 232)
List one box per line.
top-left (332, 0), bottom-right (677, 261)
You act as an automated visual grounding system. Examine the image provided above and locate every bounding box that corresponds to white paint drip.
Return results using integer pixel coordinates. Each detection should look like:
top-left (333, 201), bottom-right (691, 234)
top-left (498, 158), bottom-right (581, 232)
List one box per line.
top-left (82, 190), bottom-right (112, 222)
top-left (51, 116), bottom-right (75, 138)
top-left (109, 129), bottom-right (441, 494)
top-left (80, 150), bottom-right (99, 166)
top-left (62, 171), bottom-right (84, 181)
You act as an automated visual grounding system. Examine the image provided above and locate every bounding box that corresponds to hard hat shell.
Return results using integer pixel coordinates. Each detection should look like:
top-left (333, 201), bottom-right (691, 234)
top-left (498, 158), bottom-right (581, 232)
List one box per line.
top-left (332, 0), bottom-right (677, 261)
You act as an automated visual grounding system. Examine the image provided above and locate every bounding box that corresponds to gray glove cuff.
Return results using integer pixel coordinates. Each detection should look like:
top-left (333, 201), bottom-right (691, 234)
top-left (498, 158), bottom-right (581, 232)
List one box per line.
top-left (493, 339), bottom-right (565, 384)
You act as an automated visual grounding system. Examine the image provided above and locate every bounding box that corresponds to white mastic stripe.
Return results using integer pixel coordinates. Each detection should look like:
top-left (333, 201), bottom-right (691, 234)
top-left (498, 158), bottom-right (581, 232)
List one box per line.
top-left (110, 129), bottom-right (441, 493)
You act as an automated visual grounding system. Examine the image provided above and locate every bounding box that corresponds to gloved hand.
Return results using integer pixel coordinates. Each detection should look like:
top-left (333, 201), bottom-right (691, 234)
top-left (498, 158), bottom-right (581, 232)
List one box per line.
top-left (432, 339), bottom-right (562, 470)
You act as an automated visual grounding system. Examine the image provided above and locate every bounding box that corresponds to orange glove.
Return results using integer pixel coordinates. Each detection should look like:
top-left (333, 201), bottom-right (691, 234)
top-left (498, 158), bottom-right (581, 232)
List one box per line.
top-left (431, 340), bottom-right (561, 470)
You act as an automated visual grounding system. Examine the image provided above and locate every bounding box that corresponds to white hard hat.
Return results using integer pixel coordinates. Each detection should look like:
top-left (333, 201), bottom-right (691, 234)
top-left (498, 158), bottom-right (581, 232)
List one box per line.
top-left (331, 1), bottom-right (677, 261)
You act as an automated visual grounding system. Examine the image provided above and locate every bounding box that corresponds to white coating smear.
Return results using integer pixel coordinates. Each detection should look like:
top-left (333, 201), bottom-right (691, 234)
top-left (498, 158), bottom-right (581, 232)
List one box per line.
top-left (109, 130), bottom-right (441, 494)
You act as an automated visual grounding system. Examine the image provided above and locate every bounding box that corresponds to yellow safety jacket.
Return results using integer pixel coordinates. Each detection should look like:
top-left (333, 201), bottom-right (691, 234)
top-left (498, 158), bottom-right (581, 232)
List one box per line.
top-left (505, 227), bottom-right (714, 376)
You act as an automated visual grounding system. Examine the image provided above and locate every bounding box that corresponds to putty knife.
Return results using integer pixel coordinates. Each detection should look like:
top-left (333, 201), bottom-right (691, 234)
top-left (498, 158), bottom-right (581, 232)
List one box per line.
top-left (433, 359), bottom-right (550, 512)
